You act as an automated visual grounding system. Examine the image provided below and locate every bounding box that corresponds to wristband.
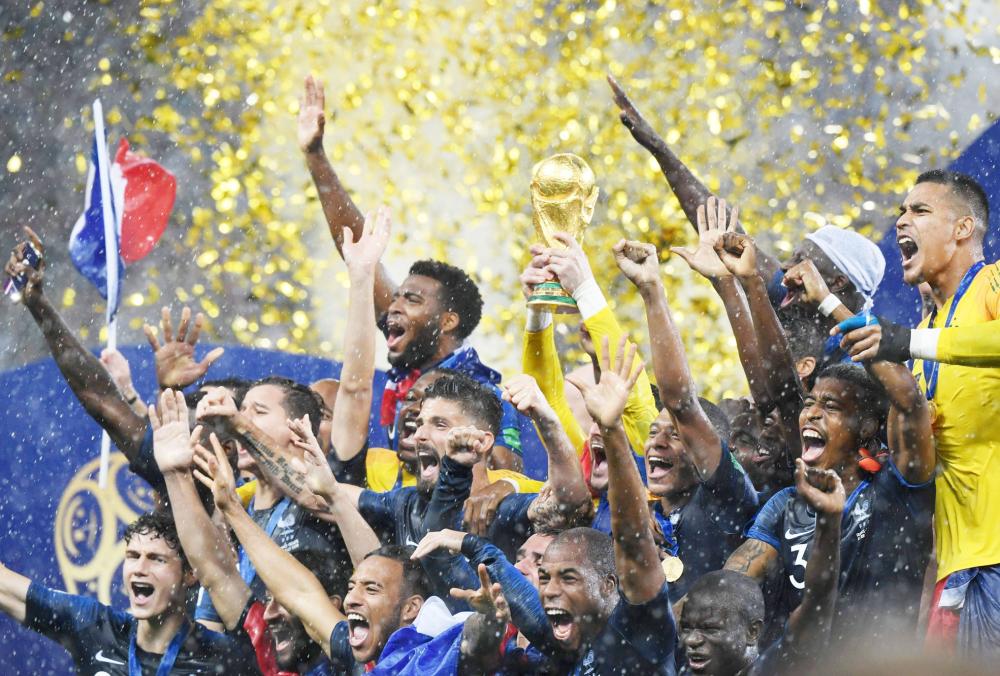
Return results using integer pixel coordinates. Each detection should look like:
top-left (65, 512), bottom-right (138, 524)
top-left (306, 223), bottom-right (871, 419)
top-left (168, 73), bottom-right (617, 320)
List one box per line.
top-left (125, 392), bottom-right (140, 405)
top-left (818, 294), bottom-right (845, 317)
top-left (571, 277), bottom-right (607, 321)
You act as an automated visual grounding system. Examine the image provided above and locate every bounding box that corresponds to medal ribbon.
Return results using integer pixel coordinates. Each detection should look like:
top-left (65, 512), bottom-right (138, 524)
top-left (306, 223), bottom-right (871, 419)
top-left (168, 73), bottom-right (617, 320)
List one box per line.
top-left (238, 497), bottom-right (292, 585)
top-left (923, 261), bottom-right (985, 401)
top-left (128, 618), bottom-right (190, 676)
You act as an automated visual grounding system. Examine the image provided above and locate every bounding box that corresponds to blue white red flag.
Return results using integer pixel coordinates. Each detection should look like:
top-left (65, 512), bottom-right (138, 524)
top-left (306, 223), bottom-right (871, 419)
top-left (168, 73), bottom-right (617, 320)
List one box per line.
top-left (69, 116), bottom-right (125, 322)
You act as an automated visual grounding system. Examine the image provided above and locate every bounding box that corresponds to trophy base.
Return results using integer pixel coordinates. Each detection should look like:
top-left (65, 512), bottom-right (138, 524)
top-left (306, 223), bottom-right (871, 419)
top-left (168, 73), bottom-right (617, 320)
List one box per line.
top-left (527, 281), bottom-right (579, 314)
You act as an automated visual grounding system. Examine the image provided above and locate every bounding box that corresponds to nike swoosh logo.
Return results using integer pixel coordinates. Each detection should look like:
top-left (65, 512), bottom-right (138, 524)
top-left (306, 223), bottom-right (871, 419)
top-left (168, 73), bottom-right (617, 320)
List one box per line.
top-left (94, 650), bottom-right (125, 665)
top-left (784, 527), bottom-right (815, 539)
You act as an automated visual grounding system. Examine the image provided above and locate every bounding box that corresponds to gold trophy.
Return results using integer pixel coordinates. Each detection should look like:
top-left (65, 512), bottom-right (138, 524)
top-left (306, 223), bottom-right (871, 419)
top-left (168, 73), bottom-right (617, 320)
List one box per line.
top-left (526, 153), bottom-right (600, 312)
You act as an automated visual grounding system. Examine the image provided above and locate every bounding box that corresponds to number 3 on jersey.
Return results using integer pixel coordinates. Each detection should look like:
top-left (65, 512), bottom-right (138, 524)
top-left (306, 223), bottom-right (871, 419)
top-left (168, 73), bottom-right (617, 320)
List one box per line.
top-left (789, 542), bottom-right (808, 589)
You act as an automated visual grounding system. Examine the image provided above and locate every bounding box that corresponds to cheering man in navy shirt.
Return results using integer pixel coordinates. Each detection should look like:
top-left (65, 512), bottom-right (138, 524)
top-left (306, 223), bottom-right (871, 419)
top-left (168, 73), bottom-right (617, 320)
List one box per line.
top-left (0, 511), bottom-right (259, 674)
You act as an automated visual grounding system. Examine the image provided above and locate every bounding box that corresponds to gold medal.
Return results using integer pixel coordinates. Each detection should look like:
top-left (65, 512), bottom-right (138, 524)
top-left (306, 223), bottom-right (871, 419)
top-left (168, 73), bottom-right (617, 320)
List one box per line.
top-left (661, 555), bottom-right (684, 583)
top-left (928, 400), bottom-right (938, 429)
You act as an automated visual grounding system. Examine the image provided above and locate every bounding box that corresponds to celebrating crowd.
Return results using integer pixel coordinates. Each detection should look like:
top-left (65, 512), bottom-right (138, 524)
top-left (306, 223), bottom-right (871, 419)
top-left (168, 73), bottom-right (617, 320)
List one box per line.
top-left (0, 74), bottom-right (998, 675)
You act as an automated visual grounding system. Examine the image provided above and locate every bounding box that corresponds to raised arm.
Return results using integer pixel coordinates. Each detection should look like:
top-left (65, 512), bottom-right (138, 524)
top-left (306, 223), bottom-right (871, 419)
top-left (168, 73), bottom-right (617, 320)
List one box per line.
top-left (502, 375), bottom-right (590, 509)
top-left (569, 337), bottom-right (664, 604)
top-left (837, 317), bottom-right (936, 484)
top-left (784, 459), bottom-right (844, 654)
top-left (330, 206), bottom-right (392, 461)
top-left (198, 389), bottom-right (325, 511)
top-left (718, 229), bottom-right (805, 460)
top-left (99, 348), bottom-right (148, 416)
top-left (607, 75), bottom-right (780, 283)
top-left (193, 439), bottom-right (346, 656)
top-left (298, 75), bottom-right (396, 315)
top-left (5, 228), bottom-right (147, 459)
top-left (151, 389), bottom-right (250, 630)
top-left (672, 198), bottom-right (774, 412)
top-left (142, 306), bottom-right (225, 392)
top-left (614, 240), bottom-right (721, 477)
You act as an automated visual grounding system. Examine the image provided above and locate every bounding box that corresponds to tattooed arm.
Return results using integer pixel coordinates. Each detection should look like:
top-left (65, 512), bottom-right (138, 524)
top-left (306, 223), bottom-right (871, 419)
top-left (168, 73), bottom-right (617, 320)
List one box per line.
top-left (725, 538), bottom-right (781, 583)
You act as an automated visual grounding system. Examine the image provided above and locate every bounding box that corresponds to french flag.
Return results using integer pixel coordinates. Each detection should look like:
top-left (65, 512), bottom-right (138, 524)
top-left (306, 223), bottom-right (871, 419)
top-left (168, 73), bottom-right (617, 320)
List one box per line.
top-left (69, 100), bottom-right (175, 322)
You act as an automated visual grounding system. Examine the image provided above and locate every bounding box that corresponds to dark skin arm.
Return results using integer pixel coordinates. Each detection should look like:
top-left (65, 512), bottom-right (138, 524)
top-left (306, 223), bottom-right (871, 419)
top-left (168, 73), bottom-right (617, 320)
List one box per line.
top-left (614, 241), bottom-right (721, 478)
top-left (785, 459), bottom-right (845, 654)
top-left (298, 75), bottom-right (396, 315)
top-left (672, 197), bottom-right (775, 412)
top-left (717, 231), bottom-right (804, 461)
top-left (607, 75), bottom-right (780, 284)
top-left (454, 564), bottom-right (509, 675)
top-left (5, 228), bottom-right (147, 460)
top-left (724, 538), bottom-right (781, 583)
top-left (569, 337), bottom-right (664, 604)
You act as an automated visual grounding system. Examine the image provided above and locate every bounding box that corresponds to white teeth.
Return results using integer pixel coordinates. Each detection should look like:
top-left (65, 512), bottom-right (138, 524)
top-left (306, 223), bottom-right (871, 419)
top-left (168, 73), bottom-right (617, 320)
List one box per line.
top-left (898, 236), bottom-right (914, 245)
top-left (802, 430), bottom-right (823, 441)
top-left (347, 613), bottom-right (366, 623)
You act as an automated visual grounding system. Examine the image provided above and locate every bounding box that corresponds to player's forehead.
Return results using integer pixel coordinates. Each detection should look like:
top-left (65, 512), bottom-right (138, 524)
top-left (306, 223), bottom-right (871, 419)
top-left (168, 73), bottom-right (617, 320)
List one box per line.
top-left (903, 181), bottom-right (954, 209)
top-left (243, 383), bottom-right (285, 409)
top-left (124, 530), bottom-right (178, 558)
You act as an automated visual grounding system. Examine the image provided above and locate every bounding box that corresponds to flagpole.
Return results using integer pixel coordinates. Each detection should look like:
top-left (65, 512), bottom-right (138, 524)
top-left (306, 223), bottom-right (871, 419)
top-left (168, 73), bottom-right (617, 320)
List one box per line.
top-left (93, 99), bottom-right (118, 489)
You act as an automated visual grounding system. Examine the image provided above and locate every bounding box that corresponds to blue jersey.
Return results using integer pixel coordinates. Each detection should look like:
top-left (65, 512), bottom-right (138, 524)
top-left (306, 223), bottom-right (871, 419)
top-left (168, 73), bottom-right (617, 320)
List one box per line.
top-left (23, 583), bottom-right (260, 675)
top-left (747, 459), bottom-right (934, 644)
top-left (660, 444), bottom-right (759, 603)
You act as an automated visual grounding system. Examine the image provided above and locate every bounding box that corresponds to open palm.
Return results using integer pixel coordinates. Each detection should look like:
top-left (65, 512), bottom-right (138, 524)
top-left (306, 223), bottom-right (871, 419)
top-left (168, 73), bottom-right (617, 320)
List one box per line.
top-left (298, 75), bottom-right (326, 153)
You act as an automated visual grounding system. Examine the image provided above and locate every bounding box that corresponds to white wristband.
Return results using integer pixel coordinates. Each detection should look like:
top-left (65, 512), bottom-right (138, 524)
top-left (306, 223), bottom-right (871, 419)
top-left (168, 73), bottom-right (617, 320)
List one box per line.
top-left (571, 277), bottom-right (608, 320)
top-left (909, 328), bottom-right (941, 361)
top-left (818, 294), bottom-right (845, 317)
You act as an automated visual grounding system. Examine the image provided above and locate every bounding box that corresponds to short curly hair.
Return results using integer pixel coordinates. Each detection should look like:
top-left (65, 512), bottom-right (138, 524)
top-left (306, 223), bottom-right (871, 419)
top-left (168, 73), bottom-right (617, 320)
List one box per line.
top-left (408, 259), bottom-right (483, 340)
top-left (123, 511), bottom-right (189, 571)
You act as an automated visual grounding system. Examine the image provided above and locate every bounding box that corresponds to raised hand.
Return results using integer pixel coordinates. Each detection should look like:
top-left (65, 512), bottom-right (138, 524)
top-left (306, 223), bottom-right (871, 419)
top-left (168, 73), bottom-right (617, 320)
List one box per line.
top-left (782, 259), bottom-right (832, 307)
top-left (450, 563), bottom-right (511, 626)
top-left (501, 374), bottom-right (554, 421)
top-left (192, 433), bottom-right (241, 515)
top-left (794, 458), bottom-right (845, 516)
top-left (298, 74), bottom-right (326, 154)
top-left (144, 306), bottom-right (225, 390)
top-left (287, 415), bottom-right (339, 503)
top-left (4, 226), bottom-right (45, 306)
top-left (612, 239), bottom-right (661, 289)
top-left (541, 232), bottom-right (594, 296)
top-left (567, 335), bottom-right (643, 429)
top-left (714, 232), bottom-right (758, 280)
top-left (150, 389), bottom-right (195, 474)
top-left (445, 426), bottom-right (492, 467)
top-left (607, 74), bottom-right (663, 152)
top-left (343, 205), bottom-right (392, 275)
top-left (672, 197), bottom-right (738, 280)
top-left (410, 529), bottom-right (468, 560)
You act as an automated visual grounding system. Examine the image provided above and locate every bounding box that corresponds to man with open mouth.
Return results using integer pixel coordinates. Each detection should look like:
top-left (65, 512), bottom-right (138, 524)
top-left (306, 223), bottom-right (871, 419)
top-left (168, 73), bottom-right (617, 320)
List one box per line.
top-left (0, 511), bottom-right (260, 674)
top-left (726, 344), bottom-right (936, 647)
top-left (618, 239), bottom-right (760, 603)
top-left (833, 170), bottom-right (1000, 655)
top-left (297, 76), bottom-right (531, 475)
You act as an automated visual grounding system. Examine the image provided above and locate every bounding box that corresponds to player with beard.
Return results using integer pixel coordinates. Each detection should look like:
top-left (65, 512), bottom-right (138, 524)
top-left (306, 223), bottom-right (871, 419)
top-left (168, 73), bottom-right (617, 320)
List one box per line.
top-left (825, 170), bottom-right (1000, 654)
top-left (151, 388), bottom-right (356, 675)
top-left (721, 229), bottom-right (936, 648)
top-left (0, 511), bottom-right (259, 674)
top-left (318, 208), bottom-right (540, 500)
top-left (615, 239), bottom-right (759, 602)
top-left (296, 76), bottom-right (527, 471)
top-left (192, 436), bottom-right (432, 674)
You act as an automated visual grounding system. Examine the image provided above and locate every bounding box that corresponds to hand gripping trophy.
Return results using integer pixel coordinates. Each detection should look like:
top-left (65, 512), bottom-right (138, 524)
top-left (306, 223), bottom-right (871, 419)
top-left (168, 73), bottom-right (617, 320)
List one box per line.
top-left (526, 153), bottom-right (600, 312)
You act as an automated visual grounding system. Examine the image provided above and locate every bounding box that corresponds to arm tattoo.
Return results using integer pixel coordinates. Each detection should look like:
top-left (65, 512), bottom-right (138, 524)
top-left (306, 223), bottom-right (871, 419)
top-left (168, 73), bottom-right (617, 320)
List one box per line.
top-left (725, 539), bottom-right (776, 581)
top-left (239, 428), bottom-right (308, 498)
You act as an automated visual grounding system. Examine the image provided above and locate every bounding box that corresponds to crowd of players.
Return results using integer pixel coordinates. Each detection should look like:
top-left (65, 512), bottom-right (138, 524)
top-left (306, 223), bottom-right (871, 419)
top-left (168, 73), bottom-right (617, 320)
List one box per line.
top-left (1, 75), bottom-right (999, 675)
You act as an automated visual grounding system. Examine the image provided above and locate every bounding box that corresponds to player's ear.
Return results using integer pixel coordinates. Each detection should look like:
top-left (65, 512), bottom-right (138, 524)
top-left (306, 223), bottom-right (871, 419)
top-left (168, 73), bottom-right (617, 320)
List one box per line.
top-left (955, 214), bottom-right (977, 243)
top-left (747, 618), bottom-right (763, 647)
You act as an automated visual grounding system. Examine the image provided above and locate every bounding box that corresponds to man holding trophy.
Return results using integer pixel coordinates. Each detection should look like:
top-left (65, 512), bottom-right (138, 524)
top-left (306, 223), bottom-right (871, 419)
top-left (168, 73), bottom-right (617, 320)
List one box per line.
top-left (521, 152), bottom-right (659, 482)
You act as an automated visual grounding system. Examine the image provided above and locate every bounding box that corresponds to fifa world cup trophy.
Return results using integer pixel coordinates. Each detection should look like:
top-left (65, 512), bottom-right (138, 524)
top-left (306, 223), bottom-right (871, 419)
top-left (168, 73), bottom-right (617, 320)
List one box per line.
top-left (526, 153), bottom-right (600, 312)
